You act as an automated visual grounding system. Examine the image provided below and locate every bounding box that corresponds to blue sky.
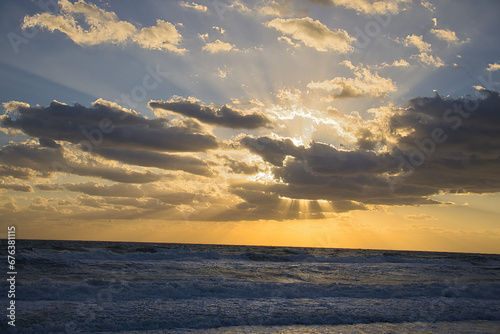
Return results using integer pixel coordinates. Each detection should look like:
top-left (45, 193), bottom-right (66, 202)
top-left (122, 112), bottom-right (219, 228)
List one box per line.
top-left (0, 0), bottom-right (499, 252)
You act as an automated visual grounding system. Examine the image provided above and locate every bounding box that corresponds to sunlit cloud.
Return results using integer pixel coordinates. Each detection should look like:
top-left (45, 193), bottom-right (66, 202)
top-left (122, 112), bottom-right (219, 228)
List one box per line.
top-left (487, 63), bottom-right (500, 72)
top-left (402, 34), bottom-right (431, 52)
top-left (420, 0), bottom-right (435, 12)
top-left (22, 0), bottom-right (186, 53)
top-left (0, 180), bottom-right (34, 193)
top-left (266, 17), bottom-right (354, 53)
top-left (258, 0), bottom-right (308, 17)
top-left (202, 39), bottom-right (237, 53)
top-left (404, 213), bottom-right (434, 221)
top-left (412, 52), bottom-right (444, 67)
top-left (431, 28), bottom-right (470, 46)
top-left (398, 35), bottom-right (446, 67)
top-left (179, 1), bottom-right (208, 12)
top-left (307, 61), bottom-right (397, 99)
top-left (317, 0), bottom-right (410, 15)
top-left (375, 59), bottom-right (411, 69)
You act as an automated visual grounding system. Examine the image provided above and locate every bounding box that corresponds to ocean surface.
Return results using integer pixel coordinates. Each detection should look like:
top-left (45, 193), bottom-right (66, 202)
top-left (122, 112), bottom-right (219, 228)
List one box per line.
top-left (1, 240), bottom-right (500, 333)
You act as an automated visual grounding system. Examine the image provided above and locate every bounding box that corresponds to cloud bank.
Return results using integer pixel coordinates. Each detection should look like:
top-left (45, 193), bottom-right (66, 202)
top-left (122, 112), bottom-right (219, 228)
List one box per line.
top-left (1, 91), bottom-right (500, 222)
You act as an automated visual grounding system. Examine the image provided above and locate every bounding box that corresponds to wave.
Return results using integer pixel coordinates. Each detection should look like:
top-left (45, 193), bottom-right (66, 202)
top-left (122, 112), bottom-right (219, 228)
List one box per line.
top-left (5, 275), bottom-right (500, 302)
top-left (17, 245), bottom-right (500, 267)
top-left (2, 240), bottom-right (500, 333)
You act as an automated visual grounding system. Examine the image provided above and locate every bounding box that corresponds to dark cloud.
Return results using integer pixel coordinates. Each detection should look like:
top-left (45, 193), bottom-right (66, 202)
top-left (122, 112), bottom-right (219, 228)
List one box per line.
top-left (77, 195), bottom-right (103, 208)
top-left (200, 180), bottom-right (367, 221)
top-left (64, 181), bottom-right (145, 198)
top-left (35, 184), bottom-right (63, 191)
top-left (387, 91), bottom-right (500, 157)
top-left (149, 99), bottom-right (271, 129)
top-left (103, 197), bottom-right (171, 210)
top-left (219, 155), bottom-right (260, 175)
top-left (2, 91), bottom-right (499, 221)
top-left (39, 138), bottom-right (61, 148)
top-left (237, 91), bottom-right (500, 210)
top-left (93, 147), bottom-right (214, 176)
top-left (1, 100), bottom-right (218, 152)
top-left (0, 141), bottom-right (65, 177)
top-left (0, 182), bottom-right (33, 192)
top-left (63, 181), bottom-right (196, 205)
top-left (0, 141), bottom-right (164, 183)
top-left (240, 136), bottom-right (304, 166)
top-left (0, 166), bottom-right (34, 179)
top-left (376, 90), bottom-right (500, 193)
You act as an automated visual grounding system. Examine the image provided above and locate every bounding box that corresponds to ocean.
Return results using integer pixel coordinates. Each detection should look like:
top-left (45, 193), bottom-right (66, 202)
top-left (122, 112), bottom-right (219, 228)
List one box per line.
top-left (1, 239), bottom-right (500, 333)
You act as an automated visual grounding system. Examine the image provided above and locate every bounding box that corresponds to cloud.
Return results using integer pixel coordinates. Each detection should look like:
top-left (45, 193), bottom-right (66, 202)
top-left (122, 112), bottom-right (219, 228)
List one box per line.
top-left (236, 90), bottom-right (500, 210)
top-left (0, 141), bottom-right (64, 177)
top-left (259, 1), bottom-right (294, 17)
top-left (405, 213), bottom-right (434, 221)
top-left (239, 138), bottom-right (416, 206)
top-left (35, 184), bottom-right (63, 191)
top-left (278, 35), bottom-right (300, 48)
top-left (202, 40), bottom-right (236, 53)
top-left (64, 181), bottom-right (145, 198)
top-left (431, 28), bottom-right (469, 46)
top-left (1, 99), bottom-right (218, 153)
top-left (266, 17), bottom-right (354, 53)
top-left (0, 181), bottom-right (33, 193)
top-left (420, 0), bottom-right (435, 12)
top-left (307, 61), bottom-right (397, 99)
top-left (212, 26), bottom-right (225, 34)
top-left (198, 33), bottom-right (209, 42)
top-left (0, 141), bottom-right (165, 183)
top-left (376, 59), bottom-right (410, 69)
top-left (487, 63), bottom-right (500, 72)
top-left (310, 0), bottom-right (409, 15)
top-left (133, 20), bottom-right (186, 53)
top-left (368, 91), bottom-right (500, 191)
top-left (149, 99), bottom-right (271, 129)
top-left (399, 35), bottom-right (444, 67)
top-left (63, 181), bottom-right (197, 204)
top-left (3, 202), bottom-right (18, 212)
top-left (258, 0), bottom-right (308, 17)
top-left (179, 1), bottom-right (208, 12)
top-left (402, 34), bottom-right (431, 52)
top-left (101, 197), bottom-right (171, 210)
top-left (218, 68), bottom-right (227, 78)
top-left (225, 0), bottom-right (252, 14)
top-left (0, 166), bottom-right (35, 179)
top-left (240, 136), bottom-right (303, 166)
top-left (412, 52), bottom-right (444, 67)
top-left (221, 156), bottom-right (260, 175)
top-left (92, 147), bottom-right (213, 176)
top-left (22, 0), bottom-right (186, 53)
top-left (3, 91), bottom-right (500, 220)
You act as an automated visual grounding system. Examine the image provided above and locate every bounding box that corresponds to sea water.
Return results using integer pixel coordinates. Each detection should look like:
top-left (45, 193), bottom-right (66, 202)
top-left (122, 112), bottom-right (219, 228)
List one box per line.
top-left (1, 240), bottom-right (499, 333)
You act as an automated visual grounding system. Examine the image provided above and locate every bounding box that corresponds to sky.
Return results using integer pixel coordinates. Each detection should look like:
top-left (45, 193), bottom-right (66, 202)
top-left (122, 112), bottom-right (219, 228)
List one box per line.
top-left (0, 0), bottom-right (499, 253)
